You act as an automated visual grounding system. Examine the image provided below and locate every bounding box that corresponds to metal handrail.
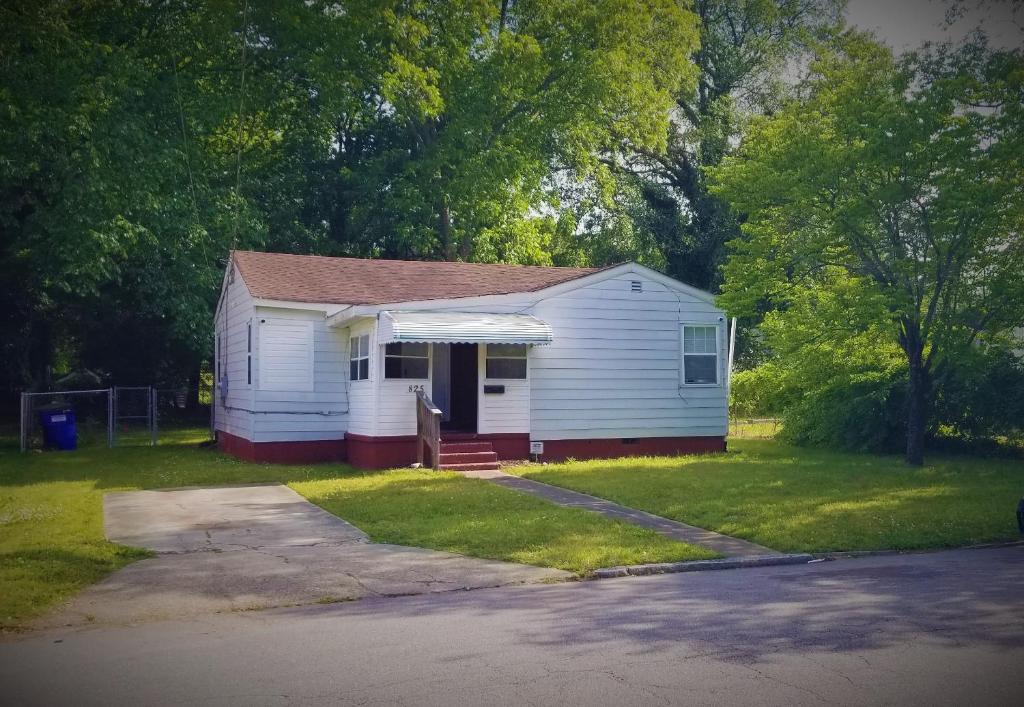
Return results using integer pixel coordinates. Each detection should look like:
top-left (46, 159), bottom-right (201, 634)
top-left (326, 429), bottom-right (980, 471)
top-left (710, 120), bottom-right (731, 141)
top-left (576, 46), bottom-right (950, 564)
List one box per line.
top-left (415, 389), bottom-right (442, 470)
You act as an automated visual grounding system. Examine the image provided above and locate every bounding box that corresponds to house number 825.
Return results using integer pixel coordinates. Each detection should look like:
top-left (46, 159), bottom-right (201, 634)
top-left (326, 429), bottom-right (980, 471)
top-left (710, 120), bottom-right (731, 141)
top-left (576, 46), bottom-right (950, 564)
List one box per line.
top-left (408, 384), bottom-right (424, 393)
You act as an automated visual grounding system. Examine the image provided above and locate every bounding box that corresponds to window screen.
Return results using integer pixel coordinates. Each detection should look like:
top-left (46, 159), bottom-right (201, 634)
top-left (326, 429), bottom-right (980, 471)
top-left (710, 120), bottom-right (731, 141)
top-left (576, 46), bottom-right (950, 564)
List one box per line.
top-left (384, 342), bottom-right (429, 379)
top-left (485, 344), bottom-right (527, 379)
top-left (682, 325), bottom-right (719, 385)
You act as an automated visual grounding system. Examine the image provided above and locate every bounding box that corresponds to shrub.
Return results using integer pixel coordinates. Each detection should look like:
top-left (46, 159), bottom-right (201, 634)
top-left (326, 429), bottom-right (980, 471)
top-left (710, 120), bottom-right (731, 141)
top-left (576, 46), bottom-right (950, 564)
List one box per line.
top-left (933, 347), bottom-right (1024, 443)
top-left (729, 364), bottom-right (786, 419)
top-left (746, 344), bottom-right (1024, 454)
top-left (779, 370), bottom-right (906, 453)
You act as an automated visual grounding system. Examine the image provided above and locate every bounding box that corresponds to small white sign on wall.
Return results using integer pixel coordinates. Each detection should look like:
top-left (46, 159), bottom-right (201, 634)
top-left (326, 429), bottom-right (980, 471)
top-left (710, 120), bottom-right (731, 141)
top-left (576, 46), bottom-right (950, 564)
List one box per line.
top-left (529, 441), bottom-right (544, 455)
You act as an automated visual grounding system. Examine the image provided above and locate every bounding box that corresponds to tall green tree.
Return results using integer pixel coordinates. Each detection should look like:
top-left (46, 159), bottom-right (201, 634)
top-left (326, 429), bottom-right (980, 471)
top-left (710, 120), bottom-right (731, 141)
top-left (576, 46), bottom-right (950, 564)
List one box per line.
top-left (0, 1), bottom-right (349, 391)
top-left (605, 0), bottom-right (843, 289)
top-left (0, 0), bottom-right (703, 395)
top-left (327, 0), bottom-right (701, 263)
top-left (712, 33), bottom-right (1024, 464)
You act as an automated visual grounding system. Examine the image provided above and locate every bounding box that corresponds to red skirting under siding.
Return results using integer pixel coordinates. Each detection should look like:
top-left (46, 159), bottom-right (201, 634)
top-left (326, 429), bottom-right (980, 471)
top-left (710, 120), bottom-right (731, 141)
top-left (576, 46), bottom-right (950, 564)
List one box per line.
top-left (345, 433), bottom-right (417, 470)
top-left (536, 436), bottom-right (725, 463)
top-left (484, 434), bottom-right (531, 461)
top-left (218, 430), bottom-right (347, 465)
top-left (218, 430), bottom-right (724, 468)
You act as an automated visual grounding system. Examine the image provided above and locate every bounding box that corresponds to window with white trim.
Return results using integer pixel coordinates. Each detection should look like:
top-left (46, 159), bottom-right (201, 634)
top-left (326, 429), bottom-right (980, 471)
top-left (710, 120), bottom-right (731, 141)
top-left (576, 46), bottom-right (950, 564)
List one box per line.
top-left (485, 344), bottom-right (527, 379)
top-left (682, 325), bottom-right (719, 385)
top-left (349, 334), bottom-right (369, 381)
top-left (384, 342), bottom-right (429, 379)
top-left (246, 321), bottom-right (252, 385)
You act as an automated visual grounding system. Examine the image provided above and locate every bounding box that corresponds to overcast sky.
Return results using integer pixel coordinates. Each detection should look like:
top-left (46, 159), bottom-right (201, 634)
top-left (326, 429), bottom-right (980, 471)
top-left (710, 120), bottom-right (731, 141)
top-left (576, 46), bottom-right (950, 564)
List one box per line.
top-left (845, 0), bottom-right (1024, 51)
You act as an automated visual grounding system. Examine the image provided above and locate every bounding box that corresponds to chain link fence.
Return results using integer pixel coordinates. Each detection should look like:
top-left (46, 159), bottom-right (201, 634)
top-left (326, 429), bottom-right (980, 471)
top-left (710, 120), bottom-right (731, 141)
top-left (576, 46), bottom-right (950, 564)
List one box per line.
top-left (20, 386), bottom-right (211, 452)
top-left (728, 417), bottom-right (782, 439)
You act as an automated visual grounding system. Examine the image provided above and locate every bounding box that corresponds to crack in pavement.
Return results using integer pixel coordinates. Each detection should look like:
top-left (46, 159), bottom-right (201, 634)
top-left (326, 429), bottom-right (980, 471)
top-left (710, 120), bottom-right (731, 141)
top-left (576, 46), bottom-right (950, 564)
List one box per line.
top-left (740, 662), bottom-right (836, 705)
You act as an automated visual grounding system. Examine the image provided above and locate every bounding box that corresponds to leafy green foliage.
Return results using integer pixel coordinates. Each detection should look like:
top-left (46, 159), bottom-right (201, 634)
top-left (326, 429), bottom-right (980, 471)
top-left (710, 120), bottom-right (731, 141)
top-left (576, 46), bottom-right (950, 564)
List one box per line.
top-left (729, 270), bottom-right (910, 452)
top-left (604, 0), bottom-right (843, 293)
top-left (1, 0), bottom-right (700, 394)
top-left (712, 32), bottom-right (1024, 463)
top-left (328, 0), bottom-right (700, 262)
top-left (933, 346), bottom-right (1024, 444)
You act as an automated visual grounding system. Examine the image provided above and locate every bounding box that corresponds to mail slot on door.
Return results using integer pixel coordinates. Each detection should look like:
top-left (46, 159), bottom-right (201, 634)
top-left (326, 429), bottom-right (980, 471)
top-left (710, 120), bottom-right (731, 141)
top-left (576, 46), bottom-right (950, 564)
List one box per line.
top-left (483, 385), bottom-right (505, 394)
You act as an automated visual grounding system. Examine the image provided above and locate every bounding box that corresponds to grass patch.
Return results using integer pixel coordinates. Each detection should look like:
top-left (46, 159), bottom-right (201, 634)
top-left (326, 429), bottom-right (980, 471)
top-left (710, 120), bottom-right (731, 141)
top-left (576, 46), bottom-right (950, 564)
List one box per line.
top-left (293, 472), bottom-right (712, 573)
top-left (0, 428), bottom-right (710, 629)
top-left (517, 438), bottom-right (1024, 554)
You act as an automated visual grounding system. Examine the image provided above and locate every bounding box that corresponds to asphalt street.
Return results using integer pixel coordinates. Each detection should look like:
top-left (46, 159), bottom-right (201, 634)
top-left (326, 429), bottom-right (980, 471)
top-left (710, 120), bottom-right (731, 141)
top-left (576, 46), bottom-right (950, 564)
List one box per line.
top-left (3, 545), bottom-right (1023, 706)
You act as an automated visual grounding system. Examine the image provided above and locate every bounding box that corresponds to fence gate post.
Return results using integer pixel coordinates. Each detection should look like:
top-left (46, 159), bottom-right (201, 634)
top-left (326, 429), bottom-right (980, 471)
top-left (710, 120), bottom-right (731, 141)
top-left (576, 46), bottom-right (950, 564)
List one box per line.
top-left (20, 392), bottom-right (27, 453)
top-left (107, 388), bottom-right (114, 448)
top-left (150, 387), bottom-right (158, 446)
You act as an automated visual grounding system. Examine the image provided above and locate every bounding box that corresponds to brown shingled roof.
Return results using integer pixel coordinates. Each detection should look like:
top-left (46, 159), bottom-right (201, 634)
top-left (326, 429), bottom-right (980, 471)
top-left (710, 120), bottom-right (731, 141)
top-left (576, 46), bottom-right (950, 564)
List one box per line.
top-left (231, 251), bottom-right (603, 305)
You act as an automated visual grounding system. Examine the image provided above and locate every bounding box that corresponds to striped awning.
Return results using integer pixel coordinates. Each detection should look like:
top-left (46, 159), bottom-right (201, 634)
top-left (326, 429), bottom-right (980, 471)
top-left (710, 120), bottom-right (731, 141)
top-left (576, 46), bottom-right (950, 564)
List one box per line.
top-left (378, 311), bottom-right (553, 345)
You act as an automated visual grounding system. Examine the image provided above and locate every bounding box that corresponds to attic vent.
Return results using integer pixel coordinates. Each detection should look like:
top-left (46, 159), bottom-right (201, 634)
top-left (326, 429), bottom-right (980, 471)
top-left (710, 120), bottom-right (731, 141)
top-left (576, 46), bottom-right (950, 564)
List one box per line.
top-left (630, 280), bottom-right (643, 293)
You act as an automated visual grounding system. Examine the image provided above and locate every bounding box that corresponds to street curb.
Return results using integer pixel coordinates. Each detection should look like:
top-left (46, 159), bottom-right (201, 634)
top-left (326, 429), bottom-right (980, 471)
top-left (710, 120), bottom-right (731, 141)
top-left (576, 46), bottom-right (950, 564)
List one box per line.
top-left (811, 538), bottom-right (1024, 561)
top-left (591, 553), bottom-right (813, 579)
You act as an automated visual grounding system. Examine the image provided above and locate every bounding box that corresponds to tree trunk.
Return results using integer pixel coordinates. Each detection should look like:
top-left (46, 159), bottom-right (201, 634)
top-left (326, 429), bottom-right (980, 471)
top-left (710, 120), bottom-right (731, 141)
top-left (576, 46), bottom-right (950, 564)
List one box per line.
top-left (187, 367), bottom-right (201, 411)
top-left (905, 347), bottom-right (929, 466)
top-left (499, 0), bottom-right (512, 32)
top-left (438, 200), bottom-right (453, 260)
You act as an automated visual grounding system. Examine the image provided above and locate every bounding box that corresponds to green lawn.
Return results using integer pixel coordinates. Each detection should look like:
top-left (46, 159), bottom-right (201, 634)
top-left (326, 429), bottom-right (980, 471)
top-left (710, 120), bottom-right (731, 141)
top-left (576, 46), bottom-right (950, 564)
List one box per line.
top-left (517, 438), bottom-right (1024, 554)
top-left (0, 429), bottom-right (710, 630)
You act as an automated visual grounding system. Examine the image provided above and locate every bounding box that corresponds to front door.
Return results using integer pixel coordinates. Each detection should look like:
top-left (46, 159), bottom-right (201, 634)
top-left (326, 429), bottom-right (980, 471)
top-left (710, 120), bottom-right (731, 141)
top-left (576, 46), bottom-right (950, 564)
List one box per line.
top-left (434, 342), bottom-right (478, 432)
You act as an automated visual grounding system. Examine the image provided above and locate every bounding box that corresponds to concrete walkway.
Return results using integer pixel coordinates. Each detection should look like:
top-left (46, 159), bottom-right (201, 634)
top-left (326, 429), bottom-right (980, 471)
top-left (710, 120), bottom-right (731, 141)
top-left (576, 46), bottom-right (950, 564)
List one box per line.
top-left (461, 469), bottom-right (777, 557)
top-left (41, 484), bottom-right (569, 628)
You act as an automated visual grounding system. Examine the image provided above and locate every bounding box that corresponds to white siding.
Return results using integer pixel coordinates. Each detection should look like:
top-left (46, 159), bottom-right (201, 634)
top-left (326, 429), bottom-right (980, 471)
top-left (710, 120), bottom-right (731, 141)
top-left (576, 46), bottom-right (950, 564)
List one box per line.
top-left (258, 319), bottom-right (314, 391)
top-left (213, 264), bottom-right (255, 440)
top-left (375, 336), bottom-right (432, 437)
top-left (527, 273), bottom-right (727, 440)
top-left (251, 307), bottom-right (349, 443)
top-left (345, 319), bottom-right (377, 436)
top-left (478, 344), bottom-right (529, 434)
top-left (225, 261), bottom-right (727, 446)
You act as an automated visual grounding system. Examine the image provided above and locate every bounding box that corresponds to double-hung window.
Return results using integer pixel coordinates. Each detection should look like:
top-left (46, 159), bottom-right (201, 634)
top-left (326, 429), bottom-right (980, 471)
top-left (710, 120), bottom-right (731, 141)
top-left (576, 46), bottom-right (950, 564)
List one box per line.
top-left (682, 325), bottom-right (719, 385)
top-left (349, 334), bottom-right (370, 381)
top-left (485, 344), bottom-right (527, 379)
top-left (384, 342), bottom-right (429, 379)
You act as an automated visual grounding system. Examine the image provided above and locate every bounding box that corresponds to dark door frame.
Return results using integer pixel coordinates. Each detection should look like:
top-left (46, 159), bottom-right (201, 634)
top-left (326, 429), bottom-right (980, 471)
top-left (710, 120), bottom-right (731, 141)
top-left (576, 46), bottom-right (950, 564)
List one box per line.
top-left (442, 343), bottom-right (478, 433)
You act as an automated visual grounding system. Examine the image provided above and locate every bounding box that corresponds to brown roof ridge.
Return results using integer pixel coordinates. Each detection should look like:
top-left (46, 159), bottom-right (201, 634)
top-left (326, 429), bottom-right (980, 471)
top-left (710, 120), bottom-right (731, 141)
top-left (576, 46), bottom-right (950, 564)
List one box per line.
top-left (231, 249), bottom-right (608, 272)
top-left (229, 250), bottom-right (616, 306)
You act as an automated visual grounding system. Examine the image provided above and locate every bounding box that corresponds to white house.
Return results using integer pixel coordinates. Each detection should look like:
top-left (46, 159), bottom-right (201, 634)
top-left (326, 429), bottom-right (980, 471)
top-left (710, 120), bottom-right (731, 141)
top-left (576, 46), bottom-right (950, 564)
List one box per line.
top-left (213, 250), bottom-right (729, 469)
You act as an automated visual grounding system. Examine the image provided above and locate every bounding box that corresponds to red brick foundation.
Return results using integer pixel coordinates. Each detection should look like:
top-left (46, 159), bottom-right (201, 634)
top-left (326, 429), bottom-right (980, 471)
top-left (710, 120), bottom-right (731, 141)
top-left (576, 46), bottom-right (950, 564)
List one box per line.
top-left (218, 430), bottom-right (347, 464)
top-left (536, 436), bottom-right (725, 463)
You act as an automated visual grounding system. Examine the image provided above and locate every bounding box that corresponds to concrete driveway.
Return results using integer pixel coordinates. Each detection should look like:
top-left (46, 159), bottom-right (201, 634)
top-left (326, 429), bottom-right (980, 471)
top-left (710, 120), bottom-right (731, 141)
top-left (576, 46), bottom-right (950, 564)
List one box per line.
top-left (42, 484), bottom-right (569, 627)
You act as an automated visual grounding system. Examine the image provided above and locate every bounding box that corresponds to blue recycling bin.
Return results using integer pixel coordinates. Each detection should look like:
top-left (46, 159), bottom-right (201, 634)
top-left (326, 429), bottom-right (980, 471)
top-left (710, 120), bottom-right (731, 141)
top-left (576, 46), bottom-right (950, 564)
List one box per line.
top-left (39, 409), bottom-right (77, 451)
